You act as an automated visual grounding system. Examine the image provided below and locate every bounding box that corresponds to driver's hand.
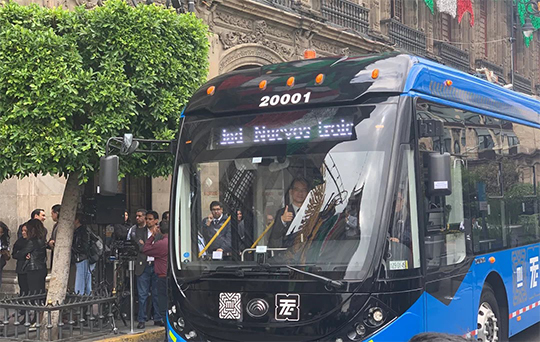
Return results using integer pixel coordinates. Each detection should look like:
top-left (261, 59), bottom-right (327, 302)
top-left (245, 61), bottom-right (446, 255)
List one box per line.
top-left (281, 205), bottom-right (293, 223)
top-left (389, 237), bottom-right (400, 243)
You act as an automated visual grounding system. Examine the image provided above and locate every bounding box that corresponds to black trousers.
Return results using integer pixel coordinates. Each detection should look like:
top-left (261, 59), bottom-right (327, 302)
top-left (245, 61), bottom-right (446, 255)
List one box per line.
top-left (27, 268), bottom-right (47, 294)
top-left (156, 276), bottom-right (167, 322)
top-left (17, 273), bottom-right (29, 296)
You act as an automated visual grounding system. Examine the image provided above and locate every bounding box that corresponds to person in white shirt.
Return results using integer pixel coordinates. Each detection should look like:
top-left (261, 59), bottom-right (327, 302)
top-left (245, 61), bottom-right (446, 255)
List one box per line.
top-left (126, 209), bottom-right (160, 329)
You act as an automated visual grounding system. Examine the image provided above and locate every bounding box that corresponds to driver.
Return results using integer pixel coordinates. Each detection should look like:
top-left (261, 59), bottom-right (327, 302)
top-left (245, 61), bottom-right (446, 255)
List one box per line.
top-left (267, 178), bottom-right (310, 248)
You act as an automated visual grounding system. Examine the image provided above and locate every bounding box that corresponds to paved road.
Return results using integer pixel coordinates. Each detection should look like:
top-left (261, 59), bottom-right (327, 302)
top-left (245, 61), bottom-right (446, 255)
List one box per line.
top-left (509, 323), bottom-right (539, 342)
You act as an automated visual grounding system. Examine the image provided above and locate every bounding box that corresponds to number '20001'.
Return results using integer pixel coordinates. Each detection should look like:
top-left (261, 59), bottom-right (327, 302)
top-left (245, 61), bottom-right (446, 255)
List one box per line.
top-left (259, 92), bottom-right (311, 107)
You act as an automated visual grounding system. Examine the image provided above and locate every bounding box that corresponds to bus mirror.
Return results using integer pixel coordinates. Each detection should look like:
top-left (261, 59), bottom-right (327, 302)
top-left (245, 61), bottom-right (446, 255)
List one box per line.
top-left (99, 155), bottom-right (119, 195)
top-left (428, 152), bottom-right (452, 197)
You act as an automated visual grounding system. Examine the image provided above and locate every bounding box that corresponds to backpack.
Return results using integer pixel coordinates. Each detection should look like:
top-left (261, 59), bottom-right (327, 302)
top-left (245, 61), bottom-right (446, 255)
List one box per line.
top-left (87, 228), bottom-right (104, 264)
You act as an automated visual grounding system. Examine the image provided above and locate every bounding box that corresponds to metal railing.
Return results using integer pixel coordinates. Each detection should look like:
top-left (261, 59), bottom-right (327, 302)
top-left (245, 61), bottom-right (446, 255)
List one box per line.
top-left (385, 18), bottom-right (426, 56)
top-left (321, 0), bottom-right (370, 34)
top-left (513, 74), bottom-right (533, 95)
top-left (0, 290), bottom-right (118, 341)
top-left (436, 42), bottom-right (470, 73)
top-left (253, 0), bottom-right (299, 9)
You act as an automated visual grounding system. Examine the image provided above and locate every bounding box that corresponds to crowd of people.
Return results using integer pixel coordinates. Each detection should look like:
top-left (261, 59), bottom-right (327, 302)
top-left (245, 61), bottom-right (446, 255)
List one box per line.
top-left (0, 206), bottom-right (170, 330)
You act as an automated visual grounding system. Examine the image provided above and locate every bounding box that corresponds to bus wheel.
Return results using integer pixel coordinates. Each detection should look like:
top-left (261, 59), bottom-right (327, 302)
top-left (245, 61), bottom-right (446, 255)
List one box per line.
top-left (477, 284), bottom-right (504, 342)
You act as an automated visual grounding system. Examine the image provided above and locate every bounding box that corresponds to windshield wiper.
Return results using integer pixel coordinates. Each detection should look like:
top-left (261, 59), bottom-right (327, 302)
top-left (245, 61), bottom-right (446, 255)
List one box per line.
top-left (224, 264), bottom-right (345, 290)
top-left (286, 265), bottom-right (345, 290)
top-left (181, 268), bottom-right (247, 284)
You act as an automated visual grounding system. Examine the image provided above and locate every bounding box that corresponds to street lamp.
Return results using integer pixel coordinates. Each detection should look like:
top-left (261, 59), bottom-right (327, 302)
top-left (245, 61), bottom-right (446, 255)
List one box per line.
top-left (523, 17), bottom-right (535, 37)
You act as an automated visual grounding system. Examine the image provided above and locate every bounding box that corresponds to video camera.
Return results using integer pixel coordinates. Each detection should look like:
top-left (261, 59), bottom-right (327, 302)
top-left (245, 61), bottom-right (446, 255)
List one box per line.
top-left (108, 239), bottom-right (138, 262)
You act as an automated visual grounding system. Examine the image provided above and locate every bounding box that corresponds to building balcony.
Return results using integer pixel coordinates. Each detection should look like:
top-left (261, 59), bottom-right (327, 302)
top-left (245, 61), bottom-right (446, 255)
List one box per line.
top-left (513, 74), bottom-right (532, 95)
top-left (435, 42), bottom-right (470, 73)
top-left (382, 18), bottom-right (426, 57)
top-left (320, 0), bottom-right (370, 34)
top-left (252, 0), bottom-right (300, 10)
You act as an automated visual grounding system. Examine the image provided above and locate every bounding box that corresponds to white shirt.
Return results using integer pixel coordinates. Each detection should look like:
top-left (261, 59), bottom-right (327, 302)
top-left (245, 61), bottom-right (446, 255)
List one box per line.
top-left (127, 225), bottom-right (154, 262)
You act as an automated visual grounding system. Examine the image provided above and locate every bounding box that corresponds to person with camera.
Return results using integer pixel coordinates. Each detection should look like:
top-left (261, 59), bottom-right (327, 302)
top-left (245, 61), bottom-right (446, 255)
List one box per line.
top-left (142, 219), bottom-right (168, 327)
top-left (0, 221), bottom-right (11, 289)
top-left (72, 212), bottom-right (94, 295)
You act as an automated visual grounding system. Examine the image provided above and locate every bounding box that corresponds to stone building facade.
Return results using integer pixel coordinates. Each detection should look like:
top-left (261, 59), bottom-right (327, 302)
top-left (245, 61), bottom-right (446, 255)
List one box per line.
top-left (1, 0), bottom-right (539, 291)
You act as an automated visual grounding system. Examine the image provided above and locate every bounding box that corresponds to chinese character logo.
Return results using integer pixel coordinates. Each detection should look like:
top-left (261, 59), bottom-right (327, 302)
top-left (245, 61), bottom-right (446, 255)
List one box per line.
top-left (219, 293), bottom-right (241, 320)
top-left (275, 294), bottom-right (300, 321)
top-left (530, 256), bottom-right (538, 289)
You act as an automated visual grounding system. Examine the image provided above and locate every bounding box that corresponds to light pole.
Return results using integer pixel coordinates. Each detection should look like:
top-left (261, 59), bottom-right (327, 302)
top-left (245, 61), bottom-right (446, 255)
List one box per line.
top-left (511, 1), bottom-right (516, 88)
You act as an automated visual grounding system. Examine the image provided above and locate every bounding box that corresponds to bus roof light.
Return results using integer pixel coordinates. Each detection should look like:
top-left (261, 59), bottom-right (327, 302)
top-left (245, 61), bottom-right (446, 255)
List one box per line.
top-left (371, 69), bottom-right (379, 79)
top-left (445, 79), bottom-right (453, 86)
top-left (287, 77), bottom-right (295, 88)
top-left (304, 49), bottom-right (316, 59)
top-left (207, 86), bottom-right (216, 96)
top-left (315, 74), bottom-right (325, 85)
top-left (259, 80), bottom-right (267, 90)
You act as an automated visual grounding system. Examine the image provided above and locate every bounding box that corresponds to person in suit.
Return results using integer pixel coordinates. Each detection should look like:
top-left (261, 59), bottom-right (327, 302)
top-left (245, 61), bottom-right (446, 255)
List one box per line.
top-left (267, 178), bottom-right (310, 248)
top-left (201, 201), bottom-right (232, 255)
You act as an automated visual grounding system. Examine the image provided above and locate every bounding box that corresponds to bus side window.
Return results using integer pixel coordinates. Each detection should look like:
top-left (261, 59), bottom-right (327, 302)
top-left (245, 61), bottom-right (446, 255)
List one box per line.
top-left (417, 101), bottom-right (468, 269)
top-left (385, 147), bottom-right (421, 272)
top-left (422, 153), bottom-right (467, 269)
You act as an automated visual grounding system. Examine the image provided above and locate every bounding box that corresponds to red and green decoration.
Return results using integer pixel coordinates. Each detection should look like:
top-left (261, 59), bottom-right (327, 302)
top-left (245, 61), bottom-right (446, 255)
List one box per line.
top-left (423, 0), bottom-right (474, 26)
top-left (516, 0), bottom-right (540, 46)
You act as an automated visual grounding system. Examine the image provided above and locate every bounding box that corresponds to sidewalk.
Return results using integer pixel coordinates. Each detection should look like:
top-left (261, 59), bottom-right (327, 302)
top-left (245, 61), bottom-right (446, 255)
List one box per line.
top-left (80, 322), bottom-right (166, 342)
top-left (96, 326), bottom-right (165, 342)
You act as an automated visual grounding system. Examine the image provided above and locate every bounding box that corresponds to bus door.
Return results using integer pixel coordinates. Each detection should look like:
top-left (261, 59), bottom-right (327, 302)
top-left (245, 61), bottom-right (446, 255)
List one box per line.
top-left (416, 100), bottom-right (475, 335)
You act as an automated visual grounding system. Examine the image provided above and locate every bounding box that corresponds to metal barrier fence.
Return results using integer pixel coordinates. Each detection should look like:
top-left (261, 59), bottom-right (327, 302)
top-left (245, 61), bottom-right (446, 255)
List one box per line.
top-left (0, 290), bottom-right (118, 341)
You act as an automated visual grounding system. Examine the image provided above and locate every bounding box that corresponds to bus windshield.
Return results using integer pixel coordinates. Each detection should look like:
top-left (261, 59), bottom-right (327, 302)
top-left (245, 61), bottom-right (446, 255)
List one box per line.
top-left (174, 101), bottom-right (397, 280)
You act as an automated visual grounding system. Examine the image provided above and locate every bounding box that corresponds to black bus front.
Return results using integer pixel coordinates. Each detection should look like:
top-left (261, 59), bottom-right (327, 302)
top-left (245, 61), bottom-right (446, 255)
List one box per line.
top-left (168, 54), bottom-right (423, 341)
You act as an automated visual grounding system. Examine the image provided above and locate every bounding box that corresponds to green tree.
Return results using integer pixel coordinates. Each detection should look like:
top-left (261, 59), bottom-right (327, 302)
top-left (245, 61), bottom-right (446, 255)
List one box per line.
top-left (0, 0), bottom-right (208, 335)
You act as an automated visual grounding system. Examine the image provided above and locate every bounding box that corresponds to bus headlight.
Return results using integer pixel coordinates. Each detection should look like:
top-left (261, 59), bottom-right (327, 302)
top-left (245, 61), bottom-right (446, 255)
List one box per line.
top-left (367, 307), bottom-right (385, 326)
top-left (185, 330), bottom-right (197, 340)
top-left (355, 323), bottom-right (366, 336)
top-left (346, 323), bottom-right (366, 341)
top-left (177, 317), bottom-right (185, 331)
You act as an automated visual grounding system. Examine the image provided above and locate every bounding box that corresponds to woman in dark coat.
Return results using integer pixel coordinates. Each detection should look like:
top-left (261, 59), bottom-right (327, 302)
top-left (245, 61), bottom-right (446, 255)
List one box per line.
top-left (12, 223), bottom-right (29, 296)
top-left (17, 219), bottom-right (47, 294)
top-left (0, 221), bottom-right (11, 289)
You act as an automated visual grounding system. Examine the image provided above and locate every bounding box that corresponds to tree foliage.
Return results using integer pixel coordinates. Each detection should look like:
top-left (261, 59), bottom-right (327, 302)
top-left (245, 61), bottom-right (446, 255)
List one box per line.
top-left (0, 0), bottom-right (209, 183)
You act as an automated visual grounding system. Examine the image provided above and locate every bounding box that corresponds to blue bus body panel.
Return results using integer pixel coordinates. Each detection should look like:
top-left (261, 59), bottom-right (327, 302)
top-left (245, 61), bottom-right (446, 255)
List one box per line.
top-left (473, 245), bottom-right (540, 337)
top-left (404, 57), bottom-right (540, 125)
top-left (365, 244), bottom-right (540, 342)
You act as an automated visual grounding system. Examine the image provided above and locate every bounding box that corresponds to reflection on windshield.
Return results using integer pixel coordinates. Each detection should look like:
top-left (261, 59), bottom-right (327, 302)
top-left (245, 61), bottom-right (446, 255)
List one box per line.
top-left (175, 104), bottom-right (397, 280)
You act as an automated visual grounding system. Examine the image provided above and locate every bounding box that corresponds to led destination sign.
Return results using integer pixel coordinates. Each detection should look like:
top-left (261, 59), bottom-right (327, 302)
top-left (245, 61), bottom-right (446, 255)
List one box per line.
top-left (215, 117), bottom-right (354, 147)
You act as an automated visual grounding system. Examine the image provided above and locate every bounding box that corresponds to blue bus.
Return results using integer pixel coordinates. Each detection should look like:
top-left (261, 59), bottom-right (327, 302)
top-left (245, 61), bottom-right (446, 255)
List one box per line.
top-left (166, 52), bottom-right (540, 342)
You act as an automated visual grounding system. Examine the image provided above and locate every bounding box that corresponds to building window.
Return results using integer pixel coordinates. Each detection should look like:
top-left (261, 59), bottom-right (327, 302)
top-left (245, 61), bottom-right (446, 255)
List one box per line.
top-left (480, 0), bottom-right (488, 58)
top-left (392, 0), bottom-right (404, 22)
top-left (441, 13), bottom-right (452, 42)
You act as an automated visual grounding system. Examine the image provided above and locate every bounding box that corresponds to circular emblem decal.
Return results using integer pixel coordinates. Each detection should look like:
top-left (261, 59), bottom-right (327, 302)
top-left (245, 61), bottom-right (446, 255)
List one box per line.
top-left (246, 298), bottom-right (269, 318)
